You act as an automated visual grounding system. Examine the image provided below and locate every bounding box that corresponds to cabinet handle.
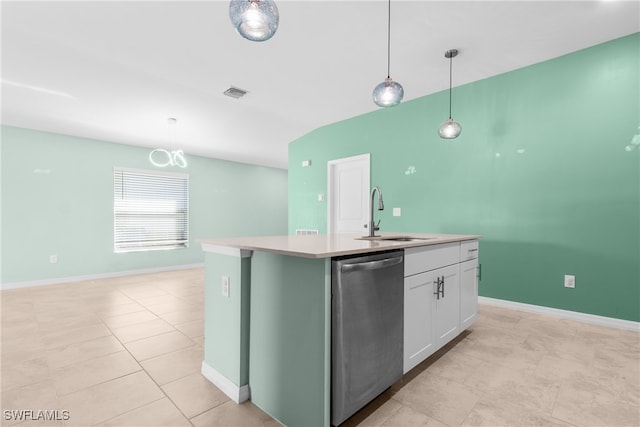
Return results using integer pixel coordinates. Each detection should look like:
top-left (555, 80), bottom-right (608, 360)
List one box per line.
top-left (433, 276), bottom-right (445, 299)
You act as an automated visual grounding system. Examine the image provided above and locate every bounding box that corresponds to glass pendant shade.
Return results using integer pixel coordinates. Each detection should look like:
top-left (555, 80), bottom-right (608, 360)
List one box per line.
top-left (373, 77), bottom-right (404, 108)
top-left (229, 0), bottom-right (279, 42)
top-left (438, 118), bottom-right (462, 139)
top-left (373, 0), bottom-right (403, 108)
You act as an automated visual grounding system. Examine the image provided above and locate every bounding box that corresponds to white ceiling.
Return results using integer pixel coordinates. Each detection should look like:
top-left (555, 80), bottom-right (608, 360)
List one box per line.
top-left (2, 1), bottom-right (638, 169)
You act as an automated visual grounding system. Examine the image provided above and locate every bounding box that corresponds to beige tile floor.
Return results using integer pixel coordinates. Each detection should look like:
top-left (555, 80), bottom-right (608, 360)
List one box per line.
top-left (1, 268), bottom-right (638, 426)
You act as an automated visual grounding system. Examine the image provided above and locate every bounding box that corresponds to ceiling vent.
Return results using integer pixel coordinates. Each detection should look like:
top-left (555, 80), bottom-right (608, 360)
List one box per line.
top-left (223, 87), bottom-right (248, 99)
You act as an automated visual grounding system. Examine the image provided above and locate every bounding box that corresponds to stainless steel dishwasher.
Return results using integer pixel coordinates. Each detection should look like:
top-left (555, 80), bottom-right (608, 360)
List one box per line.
top-left (331, 249), bottom-right (404, 426)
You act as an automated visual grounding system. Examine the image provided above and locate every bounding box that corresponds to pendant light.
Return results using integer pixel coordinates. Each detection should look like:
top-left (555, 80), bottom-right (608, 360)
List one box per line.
top-left (229, 0), bottom-right (279, 42)
top-left (372, 0), bottom-right (404, 108)
top-left (438, 49), bottom-right (462, 139)
top-left (149, 118), bottom-right (187, 168)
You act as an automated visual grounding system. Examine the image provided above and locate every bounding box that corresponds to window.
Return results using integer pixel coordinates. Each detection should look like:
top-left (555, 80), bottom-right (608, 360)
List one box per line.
top-left (114, 167), bottom-right (189, 253)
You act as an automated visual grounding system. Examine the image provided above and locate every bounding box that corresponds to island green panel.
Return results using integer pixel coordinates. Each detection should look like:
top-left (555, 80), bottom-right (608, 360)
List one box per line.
top-left (249, 252), bottom-right (331, 427)
top-left (288, 34), bottom-right (640, 321)
top-left (203, 251), bottom-right (251, 387)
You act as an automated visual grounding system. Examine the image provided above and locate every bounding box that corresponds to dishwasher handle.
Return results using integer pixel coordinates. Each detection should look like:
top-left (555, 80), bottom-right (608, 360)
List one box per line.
top-left (341, 256), bottom-right (403, 273)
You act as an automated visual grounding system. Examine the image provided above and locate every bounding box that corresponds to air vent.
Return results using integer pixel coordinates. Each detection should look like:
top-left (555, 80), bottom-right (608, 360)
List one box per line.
top-left (296, 229), bottom-right (319, 236)
top-left (223, 87), bottom-right (248, 99)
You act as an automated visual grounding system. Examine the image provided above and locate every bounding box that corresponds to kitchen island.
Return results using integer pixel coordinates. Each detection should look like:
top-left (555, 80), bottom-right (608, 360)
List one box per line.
top-left (199, 233), bottom-right (480, 427)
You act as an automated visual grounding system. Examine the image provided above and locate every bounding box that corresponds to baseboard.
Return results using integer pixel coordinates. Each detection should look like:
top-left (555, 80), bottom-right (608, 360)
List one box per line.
top-left (0, 263), bottom-right (205, 290)
top-left (479, 296), bottom-right (640, 332)
top-left (201, 361), bottom-right (250, 403)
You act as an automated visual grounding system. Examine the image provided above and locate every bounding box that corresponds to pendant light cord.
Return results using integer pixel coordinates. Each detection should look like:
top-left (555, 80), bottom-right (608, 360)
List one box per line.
top-left (386, 0), bottom-right (391, 79)
top-left (448, 54), bottom-right (453, 119)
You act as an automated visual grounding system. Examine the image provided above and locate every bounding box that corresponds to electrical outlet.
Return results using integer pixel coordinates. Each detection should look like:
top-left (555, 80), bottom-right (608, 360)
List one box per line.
top-left (221, 276), bottom-right (230, 298)
top-left (393, 207), bottom-right (401, 217)
top-left (564, 275), bottom-right (575, 288)
top-left (49, 255), bottom-right (58, 264)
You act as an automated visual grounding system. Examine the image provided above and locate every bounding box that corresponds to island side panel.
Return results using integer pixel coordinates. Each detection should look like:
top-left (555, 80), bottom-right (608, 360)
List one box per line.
top-left (250, 251), bottom-right (331, 427)
top-left (203, 251), bottom-right (251, 395)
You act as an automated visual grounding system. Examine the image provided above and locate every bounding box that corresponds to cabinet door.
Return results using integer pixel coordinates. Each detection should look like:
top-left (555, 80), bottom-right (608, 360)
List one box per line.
top-left (459, 258), bottom-right (479, 330)
top-left (434, 264), bottom-right (460, 347)
top-left (403, 270), bottom-right (437, 373)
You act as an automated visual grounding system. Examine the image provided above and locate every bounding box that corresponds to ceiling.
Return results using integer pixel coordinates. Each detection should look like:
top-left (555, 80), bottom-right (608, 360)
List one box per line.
top-left (2, 1), bottom-right (638, 169)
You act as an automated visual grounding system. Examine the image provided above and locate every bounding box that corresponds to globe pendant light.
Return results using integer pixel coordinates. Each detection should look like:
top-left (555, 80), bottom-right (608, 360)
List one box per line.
top-left (438, 49), bottom-right (462, 139)
top-left (229, 0), bottom-right (279, 42)
top-left (372, 0), bottom-right (404, 108)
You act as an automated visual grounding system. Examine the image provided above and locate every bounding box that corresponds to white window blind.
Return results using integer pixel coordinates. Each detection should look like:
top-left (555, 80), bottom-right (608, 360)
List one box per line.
top-left (114, 167), bottom-right (189, 253)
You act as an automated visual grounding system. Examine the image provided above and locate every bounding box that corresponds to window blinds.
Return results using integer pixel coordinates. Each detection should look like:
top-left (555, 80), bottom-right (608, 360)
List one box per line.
top-left (114, 167), bottom-right (189, 253)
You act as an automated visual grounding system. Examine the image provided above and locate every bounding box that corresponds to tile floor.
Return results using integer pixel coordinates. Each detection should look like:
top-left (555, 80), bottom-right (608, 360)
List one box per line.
top-left (1, 268), bottom-right (638, 427)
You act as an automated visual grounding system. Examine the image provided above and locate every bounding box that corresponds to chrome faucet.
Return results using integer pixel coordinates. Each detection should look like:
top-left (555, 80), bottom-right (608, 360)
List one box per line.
top-left (367, 186), bottom-right (384, 237)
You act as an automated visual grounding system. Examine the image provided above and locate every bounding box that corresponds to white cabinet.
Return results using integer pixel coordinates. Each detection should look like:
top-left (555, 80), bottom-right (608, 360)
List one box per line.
top-left (459, 240), bottom-right (479, 331)
top-left (404, 269), bottom-right (436, 373)
top-left (403, 243), bottom-right (460, 373)
top-left (434, 264), bottom-right (460, 346)
top-left (403, 240), bottom-right (478, 374)
top-left (460, 239), bottom-right (479, 262)
top-left (405, 242), bottom-right (459, 276)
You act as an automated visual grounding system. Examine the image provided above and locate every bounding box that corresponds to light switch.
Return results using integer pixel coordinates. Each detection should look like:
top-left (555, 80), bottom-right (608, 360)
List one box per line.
top-left (222, 276), bottom-right (230, 297)
top-left (393, 208), bottom-right (401, 217)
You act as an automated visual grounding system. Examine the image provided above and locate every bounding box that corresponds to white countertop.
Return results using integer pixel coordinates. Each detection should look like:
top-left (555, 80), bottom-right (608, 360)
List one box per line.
top-left (199, 232), bottom-right (481, 259)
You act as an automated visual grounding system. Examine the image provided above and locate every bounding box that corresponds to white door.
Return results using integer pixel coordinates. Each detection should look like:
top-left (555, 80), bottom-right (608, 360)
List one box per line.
top-left (327, 154), bottom-right (370, 234)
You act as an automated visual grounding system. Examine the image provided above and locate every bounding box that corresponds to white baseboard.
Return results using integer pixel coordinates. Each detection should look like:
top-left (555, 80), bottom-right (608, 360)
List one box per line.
top-left (201, 361), bottom-right (250, 403)
top-left (0, 263), bottom-right (204, 290)
top-left (479, 296), bottom-right (640, 332)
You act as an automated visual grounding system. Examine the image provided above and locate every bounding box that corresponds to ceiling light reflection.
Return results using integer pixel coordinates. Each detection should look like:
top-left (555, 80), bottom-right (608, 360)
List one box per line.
top-left (1, 79), bottom-right (76, 99)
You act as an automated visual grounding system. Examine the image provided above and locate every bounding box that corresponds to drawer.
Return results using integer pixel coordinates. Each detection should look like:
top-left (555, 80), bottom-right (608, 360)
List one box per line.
top-left (460, 240), bottom-right (479, 261)
top-left (404, 242), bottom-right (459, 276)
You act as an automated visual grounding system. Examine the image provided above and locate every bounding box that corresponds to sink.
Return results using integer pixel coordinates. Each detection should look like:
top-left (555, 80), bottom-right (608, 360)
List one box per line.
top-left (356, 235), bottom-right (435, 242)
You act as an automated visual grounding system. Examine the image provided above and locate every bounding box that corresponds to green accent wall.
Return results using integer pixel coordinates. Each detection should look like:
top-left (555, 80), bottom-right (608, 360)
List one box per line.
top-left (288, 34), bottom-right (640, 322)
top-left (1, 125), bottom-right (288, 285)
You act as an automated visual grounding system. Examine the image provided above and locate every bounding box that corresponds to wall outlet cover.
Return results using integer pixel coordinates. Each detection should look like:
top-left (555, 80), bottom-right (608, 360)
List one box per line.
top-left (564, 275), bottom-right (575, 288)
